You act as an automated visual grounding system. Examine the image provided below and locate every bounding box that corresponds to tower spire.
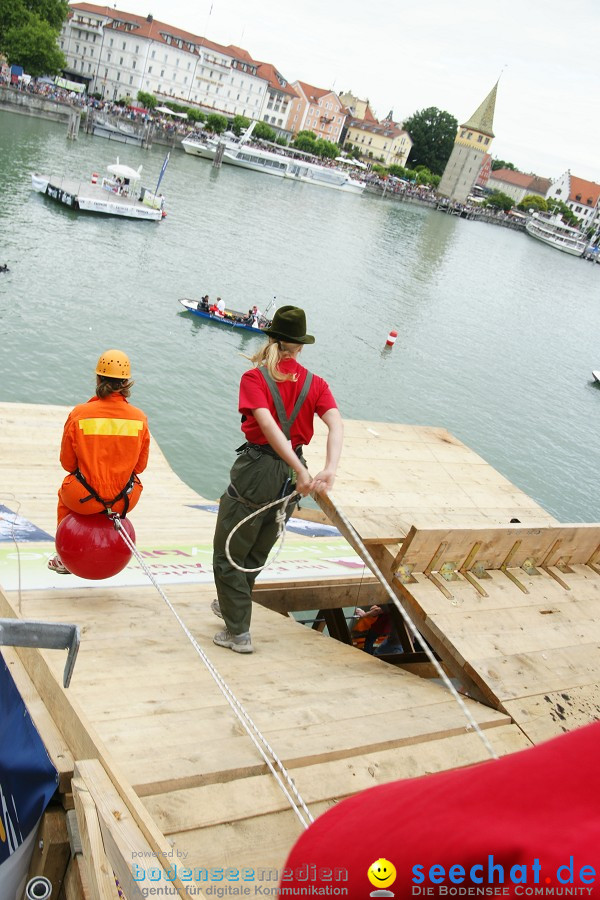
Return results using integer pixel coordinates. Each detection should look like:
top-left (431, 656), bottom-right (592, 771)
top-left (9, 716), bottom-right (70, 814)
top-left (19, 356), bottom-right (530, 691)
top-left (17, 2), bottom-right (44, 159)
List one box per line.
top-left (461, 81), bottom-right (498, 138)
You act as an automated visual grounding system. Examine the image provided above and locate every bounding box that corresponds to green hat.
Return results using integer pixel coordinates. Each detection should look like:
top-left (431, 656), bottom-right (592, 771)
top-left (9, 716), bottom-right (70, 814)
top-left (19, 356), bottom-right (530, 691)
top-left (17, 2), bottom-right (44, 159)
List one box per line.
top-left (264, 305), bottom-right (315, 345)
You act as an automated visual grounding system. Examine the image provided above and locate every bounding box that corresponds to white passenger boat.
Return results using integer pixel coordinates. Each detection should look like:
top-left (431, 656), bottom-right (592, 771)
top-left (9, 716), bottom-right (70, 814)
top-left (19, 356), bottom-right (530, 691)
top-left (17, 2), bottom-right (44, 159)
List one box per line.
top-left (93, 118), bottom-right (145, 146)
top-left (525, 212), bottom-right (587, 257)
top-left (181, 130), bottom-right (242, 160)
top-left (222, 144), bottom-right (366, 195)
top-left (31, 159), bottom-right (167, 221)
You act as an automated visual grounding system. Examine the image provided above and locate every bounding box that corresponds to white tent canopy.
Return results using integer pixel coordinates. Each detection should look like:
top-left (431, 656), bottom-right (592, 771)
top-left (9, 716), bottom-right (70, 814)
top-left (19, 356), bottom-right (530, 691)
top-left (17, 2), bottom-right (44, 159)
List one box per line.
top-left (336, 156), bottom-right (368, 169)
top-left (106, 162), bottom-right (143, 181)
top-left (155, 106), bottom-right (188, 119)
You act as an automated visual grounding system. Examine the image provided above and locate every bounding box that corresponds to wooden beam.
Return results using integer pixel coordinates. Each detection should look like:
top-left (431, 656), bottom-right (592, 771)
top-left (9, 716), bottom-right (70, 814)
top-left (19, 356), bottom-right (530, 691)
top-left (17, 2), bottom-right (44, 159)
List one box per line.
top-left (72, 776), bottom-right (120, 900)
top-left (26, 807), bottom-right (71, 897)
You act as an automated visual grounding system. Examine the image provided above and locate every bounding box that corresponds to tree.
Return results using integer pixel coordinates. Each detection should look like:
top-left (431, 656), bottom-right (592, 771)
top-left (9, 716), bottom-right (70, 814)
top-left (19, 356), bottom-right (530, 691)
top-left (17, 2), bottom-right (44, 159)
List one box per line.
top-left (137, 91), bottom-right (157, 109)
top-left (402, 107), bottom-right (458, 175)
top-left (253, 121), bottom-right (276, 141)
top-left (186, 108), bottom-right (205, 123)
top-left (231, 114), bottom-right (250, 136)
top-left (517, 194), bottom-right (547, 212)
top-left (314, 137), bottom-right (338, 159)
top-left (205, 113), bottom-right (228, 133)
top-left (0, 0), bottom-right (68, 76)
top-left (492, 159), bottom-right (519, 171)
top-left (293, 133), bottom-right (317, 153)
top-left (485, 191), bottom-right (514, 212)
top-left (546, 197), bottom-right (581, 228)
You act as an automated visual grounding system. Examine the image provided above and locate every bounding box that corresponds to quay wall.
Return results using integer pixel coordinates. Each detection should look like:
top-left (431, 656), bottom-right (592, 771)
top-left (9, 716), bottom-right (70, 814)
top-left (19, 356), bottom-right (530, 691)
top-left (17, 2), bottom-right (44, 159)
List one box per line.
top-left (0, 86), bottom-right (75, 124)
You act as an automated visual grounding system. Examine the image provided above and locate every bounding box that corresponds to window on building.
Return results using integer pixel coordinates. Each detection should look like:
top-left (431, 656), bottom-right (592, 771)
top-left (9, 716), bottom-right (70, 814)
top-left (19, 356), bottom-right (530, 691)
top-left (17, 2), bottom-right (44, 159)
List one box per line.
top-left (109, 38), bottom-right (113, 47)
top-left (122, 41), bottom-right (126, 49)
top-left (107, 52), bottom-right (111, 61)
top-left (129, 75), bottom-right (133, 84)
top-left (151, 49), bottom-right (155, 58)
top-left (135, 44), bottom-right (139, 52)
top-left (119, 56), bottom-right (123, 64)
top-left (75, 43), bottom-right (80, 53)
top-left (116, 72), bottom-right (120, 81)
top-left (88, 62), bottom-right (92, 71)
top-left (132, 59), bottom-right (136, 68)
top-left (467, 132), bottom-right (473, 139)
top-left (160, 69), bottom-right (165, 76)
top-left (148, 65), bottom-right (152, 73)
top-left (477, 134), bottom-right (483, 142)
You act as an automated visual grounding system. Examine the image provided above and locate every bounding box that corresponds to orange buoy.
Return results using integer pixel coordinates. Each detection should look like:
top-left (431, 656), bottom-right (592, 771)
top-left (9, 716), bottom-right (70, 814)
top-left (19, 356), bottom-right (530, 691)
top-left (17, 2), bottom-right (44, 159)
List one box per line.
top-left (385, 329), bottom-right (398, 347)
top-left (91, 172), bottom-right (99, 184)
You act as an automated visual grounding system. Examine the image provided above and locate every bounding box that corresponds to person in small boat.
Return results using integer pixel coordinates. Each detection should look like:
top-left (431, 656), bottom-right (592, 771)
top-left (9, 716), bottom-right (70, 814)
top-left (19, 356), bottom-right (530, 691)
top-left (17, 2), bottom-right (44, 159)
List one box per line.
top-left (0, 263), bottom-right (8, 273)
top-left (215, 297), bottom-right (226, 317)
top-left (48, 350), bottom-right (150, 574)
top-left (211, 305), bottom-right (343, 653)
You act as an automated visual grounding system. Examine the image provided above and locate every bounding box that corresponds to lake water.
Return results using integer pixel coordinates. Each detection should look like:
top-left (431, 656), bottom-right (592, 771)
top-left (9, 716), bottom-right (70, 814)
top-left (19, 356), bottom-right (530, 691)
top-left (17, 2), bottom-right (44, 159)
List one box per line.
top-left (1, 109), bottom-right (599, 522)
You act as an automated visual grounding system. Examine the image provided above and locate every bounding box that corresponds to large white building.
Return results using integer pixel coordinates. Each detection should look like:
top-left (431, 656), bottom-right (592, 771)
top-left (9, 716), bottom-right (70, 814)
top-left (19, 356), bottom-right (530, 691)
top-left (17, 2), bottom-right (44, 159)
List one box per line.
top-left (546, 171), bottom-right (600, 234)
top-left (60, 3), bottom-right (287, 124)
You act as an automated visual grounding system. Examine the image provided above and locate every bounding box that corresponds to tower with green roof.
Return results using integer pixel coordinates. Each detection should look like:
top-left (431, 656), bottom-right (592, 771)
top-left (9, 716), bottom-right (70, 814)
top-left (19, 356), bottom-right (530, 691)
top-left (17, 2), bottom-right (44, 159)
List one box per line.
top-left (438, 82), bottom-right (498, 203)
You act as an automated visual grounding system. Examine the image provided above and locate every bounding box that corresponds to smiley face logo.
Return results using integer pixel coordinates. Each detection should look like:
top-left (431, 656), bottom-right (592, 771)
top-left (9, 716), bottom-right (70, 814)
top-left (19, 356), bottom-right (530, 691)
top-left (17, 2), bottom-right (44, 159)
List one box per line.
top-left (368, 858), bottom-right (397, 891)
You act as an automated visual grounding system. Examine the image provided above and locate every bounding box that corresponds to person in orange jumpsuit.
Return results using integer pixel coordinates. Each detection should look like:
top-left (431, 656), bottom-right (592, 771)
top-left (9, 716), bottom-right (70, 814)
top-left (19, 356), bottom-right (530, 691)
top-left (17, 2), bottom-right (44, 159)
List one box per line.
top-left (48, 349), bottom-right (150, 574)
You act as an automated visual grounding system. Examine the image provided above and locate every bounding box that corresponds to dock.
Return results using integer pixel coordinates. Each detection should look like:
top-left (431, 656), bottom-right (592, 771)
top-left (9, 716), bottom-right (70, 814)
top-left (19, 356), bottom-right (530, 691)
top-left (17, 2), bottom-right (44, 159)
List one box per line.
top-left (30, 174), bottom-right (164, 220)
top-left (1, 402), bottom-right (599, 898)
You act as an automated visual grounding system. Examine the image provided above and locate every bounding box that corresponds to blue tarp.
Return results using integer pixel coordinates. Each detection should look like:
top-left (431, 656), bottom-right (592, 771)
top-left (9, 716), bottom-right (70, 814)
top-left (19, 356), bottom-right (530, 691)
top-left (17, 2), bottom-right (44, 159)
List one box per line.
top-left (0, 656), bottom-right (58, 866)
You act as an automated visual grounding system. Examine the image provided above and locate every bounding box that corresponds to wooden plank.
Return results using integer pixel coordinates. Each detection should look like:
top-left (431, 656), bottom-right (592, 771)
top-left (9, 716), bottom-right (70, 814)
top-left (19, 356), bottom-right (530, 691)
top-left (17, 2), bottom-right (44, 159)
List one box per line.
top-left (503, 685), bottom-right (600, 744)
top-left (62, 854), bottom-right (93, 900)
top-left (75, 760), bottom-right (183, 900)
top-left (394, 525), bottom-right (600, 573)
top-left (143, 724), bottom-right (530, 834)
top-left (0, 587), bottom-right (194, 899)
top-left (72, 776), bottom-right (120, 900)
top-left (26, 807), bottom-right (71, 897)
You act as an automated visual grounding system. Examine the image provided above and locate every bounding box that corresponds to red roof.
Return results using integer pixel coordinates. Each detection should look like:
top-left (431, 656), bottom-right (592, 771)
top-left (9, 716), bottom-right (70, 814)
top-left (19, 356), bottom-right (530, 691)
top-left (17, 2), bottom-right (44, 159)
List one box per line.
top-left (295, 81), bottom-right (338, 103)
top-left (69, 3), bottom-right (258, 68)
top-left (569, 175), bottom-right (600, 208)
top-left (254, 62), bottom-right (296, 97)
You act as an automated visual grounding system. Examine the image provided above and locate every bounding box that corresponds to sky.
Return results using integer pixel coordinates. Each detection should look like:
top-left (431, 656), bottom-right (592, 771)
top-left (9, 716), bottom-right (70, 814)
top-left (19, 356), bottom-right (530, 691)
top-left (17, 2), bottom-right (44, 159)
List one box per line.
top-left (102, 0), bottom-right (600, 183)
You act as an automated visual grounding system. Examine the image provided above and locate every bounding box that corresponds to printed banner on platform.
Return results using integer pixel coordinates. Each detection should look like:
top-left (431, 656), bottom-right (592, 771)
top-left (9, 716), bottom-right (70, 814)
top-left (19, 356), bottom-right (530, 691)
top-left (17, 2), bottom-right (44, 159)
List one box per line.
top-left (0, 540), bottom-right (365, 591)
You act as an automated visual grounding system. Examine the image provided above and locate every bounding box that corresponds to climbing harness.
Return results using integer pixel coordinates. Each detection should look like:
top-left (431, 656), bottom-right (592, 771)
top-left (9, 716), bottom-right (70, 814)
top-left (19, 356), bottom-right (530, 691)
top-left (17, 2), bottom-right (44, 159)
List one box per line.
top-left (112, 517), bottom-right (314, 829)
top-left (74, 468), bottom-right (139, 517)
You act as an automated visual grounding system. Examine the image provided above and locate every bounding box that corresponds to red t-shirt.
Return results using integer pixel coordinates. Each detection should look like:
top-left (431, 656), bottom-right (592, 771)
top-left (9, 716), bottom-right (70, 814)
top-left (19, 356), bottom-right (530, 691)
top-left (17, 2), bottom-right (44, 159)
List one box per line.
top-left (239, 359), bottom-right (336, 448)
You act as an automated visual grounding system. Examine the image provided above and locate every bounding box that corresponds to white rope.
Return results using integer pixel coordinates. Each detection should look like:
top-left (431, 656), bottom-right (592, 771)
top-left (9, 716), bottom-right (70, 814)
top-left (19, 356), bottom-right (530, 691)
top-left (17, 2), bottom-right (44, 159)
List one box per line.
top-left (325, 497), bottom-right (499, 760)
top-left (112, 517), bottom-right (314, 829)
top-left (224, 490), bottom-right (300, 574)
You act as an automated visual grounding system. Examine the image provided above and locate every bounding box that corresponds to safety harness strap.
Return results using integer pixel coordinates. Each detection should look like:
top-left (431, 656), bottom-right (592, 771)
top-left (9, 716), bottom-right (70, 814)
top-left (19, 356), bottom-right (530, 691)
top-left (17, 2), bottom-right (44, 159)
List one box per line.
top-left (260, 368), bottom-right (313, 441)
top-left (74, 469), bottom-right (138, 516)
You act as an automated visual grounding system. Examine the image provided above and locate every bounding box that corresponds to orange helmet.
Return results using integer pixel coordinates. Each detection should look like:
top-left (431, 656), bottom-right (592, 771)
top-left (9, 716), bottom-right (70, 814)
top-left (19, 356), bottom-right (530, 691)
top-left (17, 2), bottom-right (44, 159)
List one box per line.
top-left (96, 349), bottom-right (131, 379)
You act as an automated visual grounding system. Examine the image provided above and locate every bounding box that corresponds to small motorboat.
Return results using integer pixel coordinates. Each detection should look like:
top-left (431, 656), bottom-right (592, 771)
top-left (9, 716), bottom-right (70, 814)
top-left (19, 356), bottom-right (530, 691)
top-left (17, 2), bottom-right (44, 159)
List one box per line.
top-left (178, 298), bottom-right (273, 334)
top-left (592, 371), bottom-right (600, 384)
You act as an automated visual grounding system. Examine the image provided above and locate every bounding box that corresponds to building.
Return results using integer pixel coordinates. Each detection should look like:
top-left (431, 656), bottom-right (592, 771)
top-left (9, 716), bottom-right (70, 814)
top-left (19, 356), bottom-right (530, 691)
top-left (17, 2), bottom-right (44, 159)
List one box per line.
top-left (285, 81), bottom-right (346, 143)
top-left (338, 90), bottom-right (372, 121)
top-left (60, 3), bottom-right (283, 123)
top-left (255, 62), bottom-right (296, 136)
top-left (438, 82), bottom-right (498, 203)
top-left (546, 171), bottom-right (600, 233)
top-left (344, 110), bottom-right (412, 167)
top-left (476, 153), bottom-right (492, 188)
top-left (486, 169), bottom-right (552, 204)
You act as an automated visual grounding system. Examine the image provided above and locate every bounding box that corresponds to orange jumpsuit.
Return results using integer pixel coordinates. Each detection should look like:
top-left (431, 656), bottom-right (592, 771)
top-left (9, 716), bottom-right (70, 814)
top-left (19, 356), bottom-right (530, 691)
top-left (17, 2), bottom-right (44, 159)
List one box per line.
top-left (57, 393), bottom-right (150, 524)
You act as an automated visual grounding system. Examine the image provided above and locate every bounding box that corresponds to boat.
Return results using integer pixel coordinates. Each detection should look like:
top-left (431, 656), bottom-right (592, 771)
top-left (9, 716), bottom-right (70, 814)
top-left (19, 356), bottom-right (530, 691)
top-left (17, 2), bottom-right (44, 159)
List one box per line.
top-left (221, 143), bottom-right (366, 194)
top-left (31, 158), bottom-right (167, 221)
top-left (93, 117), bottom-right (145, 146)
top-left (592, 371), bottom-right (600, 384)
top-left (525, 212), bottom-right (587, 257)
top-left (179, 298), bottom-right (273, 333)
top-left (181, 129), bottom-right (243, 160)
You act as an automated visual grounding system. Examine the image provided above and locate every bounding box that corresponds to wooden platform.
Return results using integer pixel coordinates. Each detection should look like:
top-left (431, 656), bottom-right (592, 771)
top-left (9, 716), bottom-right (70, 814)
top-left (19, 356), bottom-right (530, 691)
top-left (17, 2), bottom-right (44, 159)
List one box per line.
top-left (1, 402), bottom-right (597, 899)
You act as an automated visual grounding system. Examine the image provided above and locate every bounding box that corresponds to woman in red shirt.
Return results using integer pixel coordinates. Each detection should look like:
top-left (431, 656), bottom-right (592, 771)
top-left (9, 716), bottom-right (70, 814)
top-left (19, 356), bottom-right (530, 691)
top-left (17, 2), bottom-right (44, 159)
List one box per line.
top-left (212, 306), bottom-right (343, 653)
top-left (48, 349), bottom-right (150, 574)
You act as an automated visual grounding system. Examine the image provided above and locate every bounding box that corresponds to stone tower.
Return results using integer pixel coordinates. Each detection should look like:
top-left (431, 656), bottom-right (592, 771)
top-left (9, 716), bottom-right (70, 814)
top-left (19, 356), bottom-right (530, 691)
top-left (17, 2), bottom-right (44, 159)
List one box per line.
top-left (438, 82), bottom-right (498, 203)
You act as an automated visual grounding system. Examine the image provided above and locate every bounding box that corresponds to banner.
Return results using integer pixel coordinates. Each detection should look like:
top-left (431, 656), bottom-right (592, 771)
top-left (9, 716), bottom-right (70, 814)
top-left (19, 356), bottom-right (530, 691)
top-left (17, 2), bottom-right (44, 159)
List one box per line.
top-left (0, 657), bottom-right (58, 899)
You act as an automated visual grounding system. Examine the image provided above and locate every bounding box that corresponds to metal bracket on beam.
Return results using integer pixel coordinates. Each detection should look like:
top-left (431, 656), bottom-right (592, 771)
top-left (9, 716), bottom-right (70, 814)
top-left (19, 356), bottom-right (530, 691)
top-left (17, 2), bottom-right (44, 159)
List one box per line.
top-left (0, 619), bottom-right (80, 688)
top-left (393, 565), bottom-right (417, 585)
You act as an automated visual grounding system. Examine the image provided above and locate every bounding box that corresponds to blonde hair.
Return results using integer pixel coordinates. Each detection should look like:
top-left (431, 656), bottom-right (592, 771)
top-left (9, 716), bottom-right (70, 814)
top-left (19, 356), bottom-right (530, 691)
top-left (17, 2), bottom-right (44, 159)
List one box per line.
top-left (96, 376), bottom-right (134, 399)
top-left (246, 339), bottom-right (301, 382)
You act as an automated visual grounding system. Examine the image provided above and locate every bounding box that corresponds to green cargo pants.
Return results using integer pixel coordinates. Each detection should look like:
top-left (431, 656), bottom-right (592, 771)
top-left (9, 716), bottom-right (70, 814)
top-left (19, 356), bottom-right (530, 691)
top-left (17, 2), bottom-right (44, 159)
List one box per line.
top-left (212, 446), bottom-right (299, 635)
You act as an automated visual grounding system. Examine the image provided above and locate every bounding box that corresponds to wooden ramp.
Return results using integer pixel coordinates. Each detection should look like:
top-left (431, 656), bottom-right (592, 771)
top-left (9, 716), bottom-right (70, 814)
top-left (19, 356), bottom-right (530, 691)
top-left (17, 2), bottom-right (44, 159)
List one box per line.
top-left (0, 402), bottom-right (539, 898)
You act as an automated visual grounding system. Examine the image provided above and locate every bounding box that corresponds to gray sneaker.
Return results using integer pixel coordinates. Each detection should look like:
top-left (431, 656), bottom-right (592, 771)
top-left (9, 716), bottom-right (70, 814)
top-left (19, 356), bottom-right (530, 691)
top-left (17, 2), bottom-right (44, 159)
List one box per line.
top-left (213, 629), bottom-right (253, 654)
top-left (211, 598), bottom-right (223, 619)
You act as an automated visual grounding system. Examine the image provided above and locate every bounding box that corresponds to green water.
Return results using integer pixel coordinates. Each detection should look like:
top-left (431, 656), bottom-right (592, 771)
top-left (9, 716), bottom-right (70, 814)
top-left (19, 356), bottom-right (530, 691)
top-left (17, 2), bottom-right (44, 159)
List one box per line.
top-left (1, 109), bottom-right (599, 521)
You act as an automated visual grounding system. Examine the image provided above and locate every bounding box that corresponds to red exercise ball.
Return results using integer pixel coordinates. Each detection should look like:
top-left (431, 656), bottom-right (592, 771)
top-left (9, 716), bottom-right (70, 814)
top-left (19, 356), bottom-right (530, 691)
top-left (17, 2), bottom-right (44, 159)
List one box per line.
top-left (55, 512), bottom-right (136, 580)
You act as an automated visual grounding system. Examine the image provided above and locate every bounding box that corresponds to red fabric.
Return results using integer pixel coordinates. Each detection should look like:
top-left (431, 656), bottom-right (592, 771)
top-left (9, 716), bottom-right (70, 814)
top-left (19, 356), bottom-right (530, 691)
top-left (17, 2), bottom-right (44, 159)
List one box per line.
top-left (282, 723), bottom-right (600, 897)
top-left (239, 359), bottom-right (336, 447)
top-left (58, 394), bottom-right (149, 523)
